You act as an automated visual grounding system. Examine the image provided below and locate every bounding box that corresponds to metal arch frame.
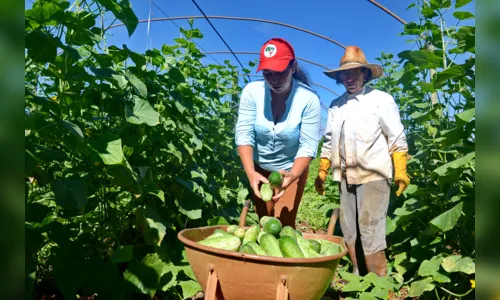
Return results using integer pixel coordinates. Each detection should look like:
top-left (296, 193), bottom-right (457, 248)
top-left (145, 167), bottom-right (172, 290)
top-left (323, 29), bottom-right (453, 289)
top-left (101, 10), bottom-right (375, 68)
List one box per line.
top-left (234, 73), bottom-right (339, 99)
top-left (202, 51), bottom-right (331, 71)
top-left (108, 15), bottom-right (346, 49)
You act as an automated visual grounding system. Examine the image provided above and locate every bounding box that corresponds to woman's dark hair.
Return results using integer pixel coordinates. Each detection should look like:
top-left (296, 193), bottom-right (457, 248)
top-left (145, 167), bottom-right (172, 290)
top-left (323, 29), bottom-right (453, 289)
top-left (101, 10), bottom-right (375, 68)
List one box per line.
top-left (290, 60), bottom-right (311, 87)
top-left (334, 67), bottom-right (373, 85)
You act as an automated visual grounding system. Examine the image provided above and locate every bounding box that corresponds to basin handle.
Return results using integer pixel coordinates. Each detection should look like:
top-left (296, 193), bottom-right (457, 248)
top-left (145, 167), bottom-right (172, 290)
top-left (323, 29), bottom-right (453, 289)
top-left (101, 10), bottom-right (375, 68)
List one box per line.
top-left (239, 199), bottom-right (251, 227)
top-left (276, 275), bottom-right (289, 300)
top-left (205, 264), bottom-right (218, 300)
top-left (327, 208), bottom-right (340, 236)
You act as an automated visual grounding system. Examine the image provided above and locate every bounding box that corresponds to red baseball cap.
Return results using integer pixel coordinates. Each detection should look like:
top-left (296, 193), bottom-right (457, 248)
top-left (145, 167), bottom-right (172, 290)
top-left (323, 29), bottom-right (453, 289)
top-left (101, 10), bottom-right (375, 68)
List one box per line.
top-left (256, 38), bottom-right (296, 72)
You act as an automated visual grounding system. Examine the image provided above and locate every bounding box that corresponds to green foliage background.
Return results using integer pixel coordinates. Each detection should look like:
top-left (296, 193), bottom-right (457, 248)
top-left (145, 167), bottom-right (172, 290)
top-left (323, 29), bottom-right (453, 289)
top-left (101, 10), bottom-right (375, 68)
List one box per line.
top-left (24, 0), bottom-right (475, 299)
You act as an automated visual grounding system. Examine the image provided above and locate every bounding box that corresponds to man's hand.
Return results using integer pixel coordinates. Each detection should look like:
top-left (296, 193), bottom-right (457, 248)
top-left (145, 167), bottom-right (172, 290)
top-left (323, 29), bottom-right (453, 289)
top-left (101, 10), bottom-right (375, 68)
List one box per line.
top-left (315, 175), bottom-right (326, 195)
top-left (315, 157), bottom-right (331, 195)
top-left (249, 171), bottom-right (269, 199)
top-left (392, 152), bottom-right (410, 196)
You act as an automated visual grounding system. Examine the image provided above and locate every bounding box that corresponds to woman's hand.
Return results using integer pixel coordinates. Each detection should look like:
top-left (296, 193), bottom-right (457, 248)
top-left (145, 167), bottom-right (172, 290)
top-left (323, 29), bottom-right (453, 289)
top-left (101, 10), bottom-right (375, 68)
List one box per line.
top-left (272, 170), bottom-right (298, 202)
top-left (249, 171), bottom-right (269, 199)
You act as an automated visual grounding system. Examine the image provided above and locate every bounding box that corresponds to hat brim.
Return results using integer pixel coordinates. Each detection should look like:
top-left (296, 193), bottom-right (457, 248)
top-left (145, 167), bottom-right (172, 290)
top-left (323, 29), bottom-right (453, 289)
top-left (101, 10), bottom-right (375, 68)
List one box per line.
top-left (323, 63), bottom-right (384, 80)
top-left (256, 59), bottom-right (291, 73)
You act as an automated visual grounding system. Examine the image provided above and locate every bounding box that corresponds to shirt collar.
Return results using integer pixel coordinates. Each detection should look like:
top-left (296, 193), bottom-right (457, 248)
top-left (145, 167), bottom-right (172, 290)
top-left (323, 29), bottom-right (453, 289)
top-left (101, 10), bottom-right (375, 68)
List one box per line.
top-left (344, 85), bottom-right (368, 101)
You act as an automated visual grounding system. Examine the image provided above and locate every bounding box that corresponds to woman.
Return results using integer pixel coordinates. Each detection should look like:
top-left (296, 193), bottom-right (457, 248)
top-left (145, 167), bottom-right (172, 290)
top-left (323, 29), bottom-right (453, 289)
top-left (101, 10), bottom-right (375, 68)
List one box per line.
top-left (315, 45), bottom-right (410, 277)
top-left (235, 38), bottom-right (321, 228)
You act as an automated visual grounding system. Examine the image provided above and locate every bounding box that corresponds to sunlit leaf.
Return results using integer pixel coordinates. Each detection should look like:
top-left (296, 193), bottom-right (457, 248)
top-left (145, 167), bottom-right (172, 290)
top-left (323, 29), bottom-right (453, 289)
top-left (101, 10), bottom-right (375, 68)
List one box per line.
top-left (409, 277), bottom-right (435, 297)
top-left (441, 255), bottom-right (475, 274)
top-left (125, 97), bottom-right (160, 126)
top-left (429, 202), bottom-right (463, 232)
top-left (453, 11), bottom-right (475, 20)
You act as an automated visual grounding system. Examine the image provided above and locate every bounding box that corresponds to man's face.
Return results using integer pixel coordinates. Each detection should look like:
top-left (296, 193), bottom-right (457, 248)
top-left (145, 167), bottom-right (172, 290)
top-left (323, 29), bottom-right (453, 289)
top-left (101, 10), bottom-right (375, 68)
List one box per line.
top-left (339, 67), bottom-right (367, 94)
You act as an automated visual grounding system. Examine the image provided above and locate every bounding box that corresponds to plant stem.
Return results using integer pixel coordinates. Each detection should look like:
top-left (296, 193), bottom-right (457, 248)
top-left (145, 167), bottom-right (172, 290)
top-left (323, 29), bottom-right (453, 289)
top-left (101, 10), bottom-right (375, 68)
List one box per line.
top-left (438, 285), bottom-right (473, 297)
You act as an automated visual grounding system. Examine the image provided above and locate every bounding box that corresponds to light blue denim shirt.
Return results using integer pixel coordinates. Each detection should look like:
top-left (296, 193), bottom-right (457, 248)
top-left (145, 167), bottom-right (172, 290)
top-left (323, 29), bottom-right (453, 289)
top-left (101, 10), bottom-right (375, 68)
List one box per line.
top-left (235, 79), bottom-right (321, 172)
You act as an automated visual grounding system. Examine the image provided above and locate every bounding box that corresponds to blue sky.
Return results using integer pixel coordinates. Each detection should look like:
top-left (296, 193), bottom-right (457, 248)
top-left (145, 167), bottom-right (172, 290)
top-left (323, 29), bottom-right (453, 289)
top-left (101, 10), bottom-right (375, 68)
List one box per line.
top-left (26, 0), bottom-right (475, 131)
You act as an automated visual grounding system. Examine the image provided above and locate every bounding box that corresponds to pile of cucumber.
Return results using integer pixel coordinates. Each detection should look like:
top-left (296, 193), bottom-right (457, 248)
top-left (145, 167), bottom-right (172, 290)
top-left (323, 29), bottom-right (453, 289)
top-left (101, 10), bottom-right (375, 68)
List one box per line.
top-left (197, 216), bottom-right (343, 259)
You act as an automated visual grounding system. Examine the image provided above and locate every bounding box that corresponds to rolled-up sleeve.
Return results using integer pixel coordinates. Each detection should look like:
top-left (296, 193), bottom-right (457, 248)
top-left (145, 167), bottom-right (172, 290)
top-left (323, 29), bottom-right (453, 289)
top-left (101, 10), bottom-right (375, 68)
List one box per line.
top-left (295, 96), bottom-right (321, 159)
top-left (235, 85), bottom-right (256, 147)
top-left (379, 94), bottom-right (408, 154)
top-left (320, 106), bottom-right (334, 159)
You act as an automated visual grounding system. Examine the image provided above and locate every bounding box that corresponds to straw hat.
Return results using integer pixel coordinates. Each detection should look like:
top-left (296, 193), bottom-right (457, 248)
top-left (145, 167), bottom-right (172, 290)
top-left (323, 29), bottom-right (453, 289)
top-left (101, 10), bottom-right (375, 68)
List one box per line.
top-left (323, 46), bottom-right (383, 80)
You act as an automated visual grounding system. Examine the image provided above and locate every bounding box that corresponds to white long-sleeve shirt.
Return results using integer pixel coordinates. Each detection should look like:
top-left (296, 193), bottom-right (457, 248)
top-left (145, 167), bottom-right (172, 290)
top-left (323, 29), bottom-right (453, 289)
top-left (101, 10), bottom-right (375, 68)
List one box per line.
top-left (320, 86), bottom-right (408, 185)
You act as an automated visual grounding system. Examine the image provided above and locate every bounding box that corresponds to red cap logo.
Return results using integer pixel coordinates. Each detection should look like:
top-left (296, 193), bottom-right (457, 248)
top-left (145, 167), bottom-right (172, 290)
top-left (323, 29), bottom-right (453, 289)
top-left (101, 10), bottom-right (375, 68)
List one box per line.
top-left (257, 38), bottom-right (295, 72)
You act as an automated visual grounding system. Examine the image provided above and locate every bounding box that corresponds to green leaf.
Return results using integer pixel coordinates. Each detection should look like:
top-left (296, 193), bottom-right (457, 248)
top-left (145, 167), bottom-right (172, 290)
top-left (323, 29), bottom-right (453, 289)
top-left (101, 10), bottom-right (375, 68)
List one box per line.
top-left (371, 286), bottom-right (390, 299)
top-left (175, 101), bottom-right (186, 114)
top-left (123, 258), bottom-right (160, 296)
top-left (432, 152), bottom-right (475, 176)
top-left (372, 276), bottom-right (396, 289)
top-left (207, 216), bottom-right (229, 226)
top-left (110, 245), bottom-right (134, 263)
top-left (456, 108), bottom-right (475, 126)
top-left (453, 11), bottom-right (475, 20)
top-left (417, 82), bottom-right (436, 92)
top-left (125, 70), bottom-right (148, 98)
top-left (441, 255), bottom-right (475, 274)
top-left (143, 181), bottom-right (165, 202)
top-left (25, 30), bottom-right (62, 63)
top-left (434, 65), bottom-right (466, 87)
top-left (429, 202), bottom-right (463, 232)
top-left (179, 207), bottom-right (202, 220)
top-left (418, 257), bottom-right (444, 277)
top-left (180, 280), bottom-right (202, 299)
top-left (394, 252), bottom-right (409, 275)
top-left (455, 0), bottom-right (472, 8)
top-left (342, 281), bottom-right (371, 292)
top-left (125, 97), bottom-right (160, 126)
top-left (409, 50), bottom-right (442, 69)
top-left (433, 271), bottom-right (451, 283)
top-left (409, 277), bottom-right (435, 297)
top-left (339, 270), bottom-right (362, 282)
top-left (136, 206), bottom-right (167, 246)
top-left (88, 134), bottom-right (124, 165)
top-left (168, 67), bottom-right (186, 83)
top-left (359, 292), bottom-right (378, 300)
top-left (52, 179), bottom-right (87, 212)
top-left (61, 120), bottom-right (84, 142)
top-left (95, 0), bottom-right (138, 36)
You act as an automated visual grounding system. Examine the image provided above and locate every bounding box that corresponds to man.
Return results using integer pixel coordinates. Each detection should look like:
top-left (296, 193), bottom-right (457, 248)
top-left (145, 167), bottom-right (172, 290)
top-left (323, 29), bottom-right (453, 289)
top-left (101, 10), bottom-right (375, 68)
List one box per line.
top-left (315, 46), bottom-right (410, 277)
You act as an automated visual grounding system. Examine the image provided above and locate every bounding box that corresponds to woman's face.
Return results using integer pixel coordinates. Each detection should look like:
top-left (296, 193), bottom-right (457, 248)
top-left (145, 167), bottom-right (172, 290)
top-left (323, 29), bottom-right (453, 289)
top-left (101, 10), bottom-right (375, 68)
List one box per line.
top-left (263, 61), bottom-right (296, 94)
top-left (339, 67), bottom-right (367, 94)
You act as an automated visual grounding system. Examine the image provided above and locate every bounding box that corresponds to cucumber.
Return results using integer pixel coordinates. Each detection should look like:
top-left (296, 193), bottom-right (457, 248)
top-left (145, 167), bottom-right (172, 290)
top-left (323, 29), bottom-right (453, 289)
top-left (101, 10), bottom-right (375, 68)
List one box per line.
top-left (295, 229), bottom-right (303, 237)
top-left (279, 235), bottom-right (305, 258)
top-left (242, 225), bottom-right (260, 245)
top-left (320, 243), bottom-right (343, 256)
top-left (214, 229), bottom-right (232, 236)
top-left (205, 231), bottom-right (227, 240)
top-left (245, 241), bottom-right (267, 256)
top-left (227, 225), bottom-right (239, 234)
top-left (260, 183), bottom-right (273, 202)
top-left (259, 233), bottom-right (283, 257)
top-left (257, 230), bottom-right (266, 244)
top-left (260, 216), bottom-right (271, 227)
top-left (198, 235), bottom-right (241, 252)
top-left (262, 217), bottom-right (282, 236)
top-left (310, 240), bottom-right (321, 253)
top-left (234, 228), bottom-right (246, 239)
top-left (239, 243), bottom-right (257, 254)
top-left (280, 226), bottom-right (297, 240)
top-left (318, 239), bottom-right (341, 254)
top-left (296, 236), bottom-right (321, 258)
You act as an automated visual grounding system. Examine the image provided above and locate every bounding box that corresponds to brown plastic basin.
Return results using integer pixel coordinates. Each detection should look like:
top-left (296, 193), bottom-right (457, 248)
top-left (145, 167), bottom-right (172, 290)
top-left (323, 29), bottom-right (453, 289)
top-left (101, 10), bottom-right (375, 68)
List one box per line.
top-left (177, 206), bottom-right (347, 300)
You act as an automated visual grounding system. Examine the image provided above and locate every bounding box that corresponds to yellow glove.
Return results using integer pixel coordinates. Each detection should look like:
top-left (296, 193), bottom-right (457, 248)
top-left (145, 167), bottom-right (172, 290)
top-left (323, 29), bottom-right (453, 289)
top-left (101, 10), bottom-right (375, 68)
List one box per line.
top-left (315, 158), bottom-right (331, 195)
top-left (392, 152), bottom-right (410, 197)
